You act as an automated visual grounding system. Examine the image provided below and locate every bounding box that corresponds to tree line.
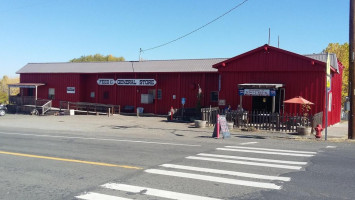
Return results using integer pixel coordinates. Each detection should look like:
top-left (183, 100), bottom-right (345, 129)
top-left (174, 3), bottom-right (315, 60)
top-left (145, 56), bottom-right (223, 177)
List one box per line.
top-left (70, 54), bottom-right (125, 62)
top-left (0, 76), bottom-right (19, 103)
top-left (323, 42), bottom-right (349, 104)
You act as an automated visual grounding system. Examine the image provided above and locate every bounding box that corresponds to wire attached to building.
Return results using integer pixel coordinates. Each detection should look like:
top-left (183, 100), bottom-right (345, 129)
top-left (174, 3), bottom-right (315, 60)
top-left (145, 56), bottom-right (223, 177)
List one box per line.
top-left (140, 0), bottom-right (250, 54)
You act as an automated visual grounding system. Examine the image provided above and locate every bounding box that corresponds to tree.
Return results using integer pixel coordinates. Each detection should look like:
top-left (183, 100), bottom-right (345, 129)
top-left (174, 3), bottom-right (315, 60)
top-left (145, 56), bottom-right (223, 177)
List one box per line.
top-left (70, 54), bottom-right (125, 62)
top-left (322, 43), bottom-right (349, 104)
top-left (0, 75), bottom-right (19, 103)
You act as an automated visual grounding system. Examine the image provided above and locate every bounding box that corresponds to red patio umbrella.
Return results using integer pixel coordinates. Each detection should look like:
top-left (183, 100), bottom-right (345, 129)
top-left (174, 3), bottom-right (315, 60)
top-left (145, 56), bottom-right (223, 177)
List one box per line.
top-left (283, 96), bottom-right (314, 105)
top-left (283, 96), bottom-right (314, 117)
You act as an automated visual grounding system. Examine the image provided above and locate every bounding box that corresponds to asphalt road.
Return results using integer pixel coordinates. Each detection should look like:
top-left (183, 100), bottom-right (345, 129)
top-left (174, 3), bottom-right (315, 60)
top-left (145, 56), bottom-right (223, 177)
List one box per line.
top-left (0, 114), bottom-right (354, 200)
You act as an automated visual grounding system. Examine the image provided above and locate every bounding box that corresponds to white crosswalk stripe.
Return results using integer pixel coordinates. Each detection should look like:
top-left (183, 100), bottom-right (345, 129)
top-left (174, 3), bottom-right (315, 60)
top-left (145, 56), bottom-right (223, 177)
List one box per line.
top-left (145, 169), bottom-right (282, 190)
top-left (186, 156), bottom-right (302, 170)
top-left (160, 163), bottom-right (291, 181)
top-left (76, 192), bottom-right (132, 200)
top-left (217, 147), bottom-right (315, 157)
top-left (224, 146), bottom-right (317, 154)
top-left (197, 153), bottom-right (307, 165)
top-left (76, 144), bottom-right (317, 199)
top-left (326, 146), bottom-right (337, 148)
top-left (239, 142), bottom-right (259, 145)
top-left (102, 183), bottom-right (222, 200)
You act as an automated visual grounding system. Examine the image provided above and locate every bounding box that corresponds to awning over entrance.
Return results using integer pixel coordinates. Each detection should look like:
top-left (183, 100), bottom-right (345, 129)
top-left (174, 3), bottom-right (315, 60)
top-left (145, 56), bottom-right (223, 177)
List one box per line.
top-left (8, 83), bottom-right (45, 88)
top-left (238, 83), bottom-right (284, 89)
top-left (8, 83), bottom-right (45, 101)
top-left (237, 83), bottom-right (284, 113)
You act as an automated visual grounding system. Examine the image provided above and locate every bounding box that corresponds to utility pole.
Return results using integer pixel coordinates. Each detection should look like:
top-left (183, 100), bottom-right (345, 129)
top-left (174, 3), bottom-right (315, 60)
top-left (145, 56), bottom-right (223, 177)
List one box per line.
top-left (349, 0), bottom-right (355, 139)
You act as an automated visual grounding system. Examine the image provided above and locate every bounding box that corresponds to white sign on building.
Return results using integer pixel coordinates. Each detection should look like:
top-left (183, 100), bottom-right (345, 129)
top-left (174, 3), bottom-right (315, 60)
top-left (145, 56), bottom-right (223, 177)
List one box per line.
top-left (116, 79), bottom-right (156, 86)
top-left (67, 87), bottom-right (75, 94)
top-left (97, 79), bottom-right (115, 85)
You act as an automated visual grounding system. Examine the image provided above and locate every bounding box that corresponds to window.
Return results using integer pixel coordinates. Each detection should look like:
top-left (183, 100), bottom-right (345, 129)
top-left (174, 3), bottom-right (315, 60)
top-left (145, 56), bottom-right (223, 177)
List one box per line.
top-left (90, 92), bottom-right (95, 98)
top-left (211, 91), bottom-right (218, 102)
top-left (48, 88), bottom-right (55, 100)
top-left (157, 89), bottom-right (162, 99)
top-left (148, 89), bottom-right (162, 100)
top-left (103, 91), bottom-right (109, 99)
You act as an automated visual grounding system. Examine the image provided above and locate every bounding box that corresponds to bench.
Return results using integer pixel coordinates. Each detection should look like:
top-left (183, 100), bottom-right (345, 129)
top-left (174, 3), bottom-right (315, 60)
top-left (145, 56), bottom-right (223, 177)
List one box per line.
top-left (123, 105), bottom-right (135, 113)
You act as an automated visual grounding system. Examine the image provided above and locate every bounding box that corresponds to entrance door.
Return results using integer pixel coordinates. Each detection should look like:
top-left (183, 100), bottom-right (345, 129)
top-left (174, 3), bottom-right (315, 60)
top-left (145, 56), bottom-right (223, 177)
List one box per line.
top-left (252, 96), bottom-right (272, 112)
top-left (28, 88), bottom-right (34, 96)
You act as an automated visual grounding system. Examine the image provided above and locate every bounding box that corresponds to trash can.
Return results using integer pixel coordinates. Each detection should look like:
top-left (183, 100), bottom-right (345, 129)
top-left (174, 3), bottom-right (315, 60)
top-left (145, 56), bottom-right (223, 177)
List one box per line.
top-left (69, 109), bottom-right (75, 116)
top-left (137, 107), bottom-right (144, 114)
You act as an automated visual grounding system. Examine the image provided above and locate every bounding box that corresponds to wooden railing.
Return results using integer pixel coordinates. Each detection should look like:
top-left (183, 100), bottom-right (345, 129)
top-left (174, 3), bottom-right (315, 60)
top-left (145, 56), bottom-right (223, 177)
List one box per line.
top-left (9, 96), bottom-right (35, 105)
top-left (60, 101), bottom-right (120, 115)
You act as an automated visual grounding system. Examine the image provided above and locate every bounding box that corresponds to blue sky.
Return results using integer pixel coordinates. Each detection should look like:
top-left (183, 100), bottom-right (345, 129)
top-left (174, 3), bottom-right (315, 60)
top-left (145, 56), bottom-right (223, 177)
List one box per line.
top-left (0, 0), bottom-right (349, 78)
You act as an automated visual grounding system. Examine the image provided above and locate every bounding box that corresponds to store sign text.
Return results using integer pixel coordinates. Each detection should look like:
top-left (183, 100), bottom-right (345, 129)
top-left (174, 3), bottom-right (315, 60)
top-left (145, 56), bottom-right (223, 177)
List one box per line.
top-left (239, 89), bottom-right (276, 96)
top-left (97, 79), bottom-right (156, 86)
top-left (97, 79), bottom-right (115, 85)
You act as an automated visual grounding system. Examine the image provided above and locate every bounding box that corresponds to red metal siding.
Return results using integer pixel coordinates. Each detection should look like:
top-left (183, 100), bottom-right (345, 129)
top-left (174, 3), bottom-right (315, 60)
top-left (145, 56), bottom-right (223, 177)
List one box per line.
top-left (217, 46), bottom-right (342, 126)
top-left (80, 74), bottom-right (98, 103)
top-left (68, 72), bottom-right (219, 115)
top-left (20, 73), bottom-right (81, 107)
top-left (328, 61), bottom-right (343, 125)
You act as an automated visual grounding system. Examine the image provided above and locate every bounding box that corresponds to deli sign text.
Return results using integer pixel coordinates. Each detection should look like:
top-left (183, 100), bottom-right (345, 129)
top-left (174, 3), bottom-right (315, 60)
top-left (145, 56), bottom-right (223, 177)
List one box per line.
top-left (97, 79), bottom-right (156, 86)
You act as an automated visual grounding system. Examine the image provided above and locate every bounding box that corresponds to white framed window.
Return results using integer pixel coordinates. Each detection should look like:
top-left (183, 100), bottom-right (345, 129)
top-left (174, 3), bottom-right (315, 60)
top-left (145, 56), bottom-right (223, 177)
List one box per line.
top-left (48, 88), bottom-right (55, 99)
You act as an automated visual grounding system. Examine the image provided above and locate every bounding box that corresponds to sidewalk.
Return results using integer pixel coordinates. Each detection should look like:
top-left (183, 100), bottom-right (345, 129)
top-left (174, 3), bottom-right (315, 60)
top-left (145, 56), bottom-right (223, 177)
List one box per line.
top-left (326, 120), bottom-right (348, 139)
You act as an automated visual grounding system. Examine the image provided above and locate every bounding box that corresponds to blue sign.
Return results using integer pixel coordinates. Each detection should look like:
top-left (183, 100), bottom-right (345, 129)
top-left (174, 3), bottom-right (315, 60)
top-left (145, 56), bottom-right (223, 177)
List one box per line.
top-left (181, 97), bottom-right (186, 105)
top-left (270, 90), bottom-right (276, 96)
top-left (238, 89), bottom-right (244, 96)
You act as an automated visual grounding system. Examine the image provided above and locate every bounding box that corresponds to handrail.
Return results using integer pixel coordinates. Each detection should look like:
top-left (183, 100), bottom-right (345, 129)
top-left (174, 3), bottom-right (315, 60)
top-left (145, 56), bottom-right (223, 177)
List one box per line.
top-left (41, 100), bottom-right (52, 115)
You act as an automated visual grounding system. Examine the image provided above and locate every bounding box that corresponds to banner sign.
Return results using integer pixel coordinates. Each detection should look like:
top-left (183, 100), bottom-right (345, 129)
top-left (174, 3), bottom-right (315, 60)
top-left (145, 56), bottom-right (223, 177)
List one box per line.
top-left (97, 79), bottom-right (156, 86)
top-left (116, 79), bottom-right (156, 86)
top-left (67, 87), bottom-right (75, 94)
top-left (212, 115), bottom-right (230, 139)
top-left (239, 89), bottom-right (276, 96)
top-left (97, 79), bottom-right (115, 85)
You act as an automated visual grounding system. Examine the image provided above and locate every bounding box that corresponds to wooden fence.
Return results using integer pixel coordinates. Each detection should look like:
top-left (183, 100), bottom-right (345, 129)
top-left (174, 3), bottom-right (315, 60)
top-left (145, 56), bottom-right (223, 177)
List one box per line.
top-left (201, 107), bottom-right (323, 132)
top-left (59, 101), bottom-right (120, 115)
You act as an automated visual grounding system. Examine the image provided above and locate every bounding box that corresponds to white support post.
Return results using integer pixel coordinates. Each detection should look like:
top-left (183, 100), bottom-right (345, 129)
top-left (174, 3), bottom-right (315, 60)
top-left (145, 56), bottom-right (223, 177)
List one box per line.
top-left (35, 86), bottom-right (38, 100)
top-left (272, 96), bottom-right (275, 113)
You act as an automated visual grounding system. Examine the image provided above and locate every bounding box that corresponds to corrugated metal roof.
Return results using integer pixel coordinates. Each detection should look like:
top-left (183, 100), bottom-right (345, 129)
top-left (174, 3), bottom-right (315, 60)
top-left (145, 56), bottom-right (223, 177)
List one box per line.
top-left (304, 53), bottom-right (339, 73)
top-left (17, 58), bottom-right (227, 74)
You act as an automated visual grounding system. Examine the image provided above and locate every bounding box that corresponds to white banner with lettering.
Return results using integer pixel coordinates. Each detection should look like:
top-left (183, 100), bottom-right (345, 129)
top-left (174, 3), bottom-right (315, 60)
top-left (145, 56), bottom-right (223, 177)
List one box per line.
top-left (97, 79), bottom-right (156, 86)
top-left (244, 89), bottom-right (270, 96)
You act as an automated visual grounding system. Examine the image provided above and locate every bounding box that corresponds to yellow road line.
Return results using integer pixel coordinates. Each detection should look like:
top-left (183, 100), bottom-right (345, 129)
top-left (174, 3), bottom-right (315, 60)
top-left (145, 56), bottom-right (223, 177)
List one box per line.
top-left (0, 151), bottom-right (143, 170)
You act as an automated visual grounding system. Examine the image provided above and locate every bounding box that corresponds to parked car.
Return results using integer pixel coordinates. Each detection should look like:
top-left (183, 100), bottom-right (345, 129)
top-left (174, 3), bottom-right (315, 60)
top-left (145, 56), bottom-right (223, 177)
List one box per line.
top-left (0, 104), bottom-right (7, 116)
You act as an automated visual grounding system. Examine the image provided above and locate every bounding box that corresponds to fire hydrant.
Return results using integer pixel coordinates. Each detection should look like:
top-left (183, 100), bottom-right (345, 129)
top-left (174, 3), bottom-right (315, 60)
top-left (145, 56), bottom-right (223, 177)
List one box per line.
top-left (169, 106), bottom-right (174, 121)
top-left (315, 124), bottom-right (323, 138)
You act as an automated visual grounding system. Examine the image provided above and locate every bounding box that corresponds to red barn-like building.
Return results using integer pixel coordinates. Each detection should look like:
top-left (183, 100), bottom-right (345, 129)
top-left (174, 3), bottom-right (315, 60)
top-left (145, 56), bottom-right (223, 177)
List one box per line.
top-left (213, 45), bottom-right (343, 126)
top-left (15, 45), bottom-right (343, 126)
top-left (17, 59), bottom-right (225, 114)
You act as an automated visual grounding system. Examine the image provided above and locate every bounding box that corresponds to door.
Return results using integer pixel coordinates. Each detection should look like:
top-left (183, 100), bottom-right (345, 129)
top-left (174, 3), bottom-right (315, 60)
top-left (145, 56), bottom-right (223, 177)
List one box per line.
top-left (252, 96), bottom-right (272, 112)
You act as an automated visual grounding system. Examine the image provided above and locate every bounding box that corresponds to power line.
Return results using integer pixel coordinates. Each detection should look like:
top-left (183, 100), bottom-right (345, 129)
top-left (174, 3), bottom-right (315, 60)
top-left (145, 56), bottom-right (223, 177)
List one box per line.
top-left (140, 0), bottom-right (250, 53)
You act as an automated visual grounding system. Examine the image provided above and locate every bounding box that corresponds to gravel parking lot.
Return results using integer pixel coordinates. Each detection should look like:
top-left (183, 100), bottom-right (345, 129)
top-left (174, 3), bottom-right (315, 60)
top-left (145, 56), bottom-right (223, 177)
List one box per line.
top-left (0, 113), bottom-right (349, 142)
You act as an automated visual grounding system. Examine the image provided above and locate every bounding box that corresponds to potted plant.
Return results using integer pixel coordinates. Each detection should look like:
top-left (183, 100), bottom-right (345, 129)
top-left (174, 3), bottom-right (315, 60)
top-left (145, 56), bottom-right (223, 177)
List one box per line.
top-left (297, 104), bottom-right (312, 135)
